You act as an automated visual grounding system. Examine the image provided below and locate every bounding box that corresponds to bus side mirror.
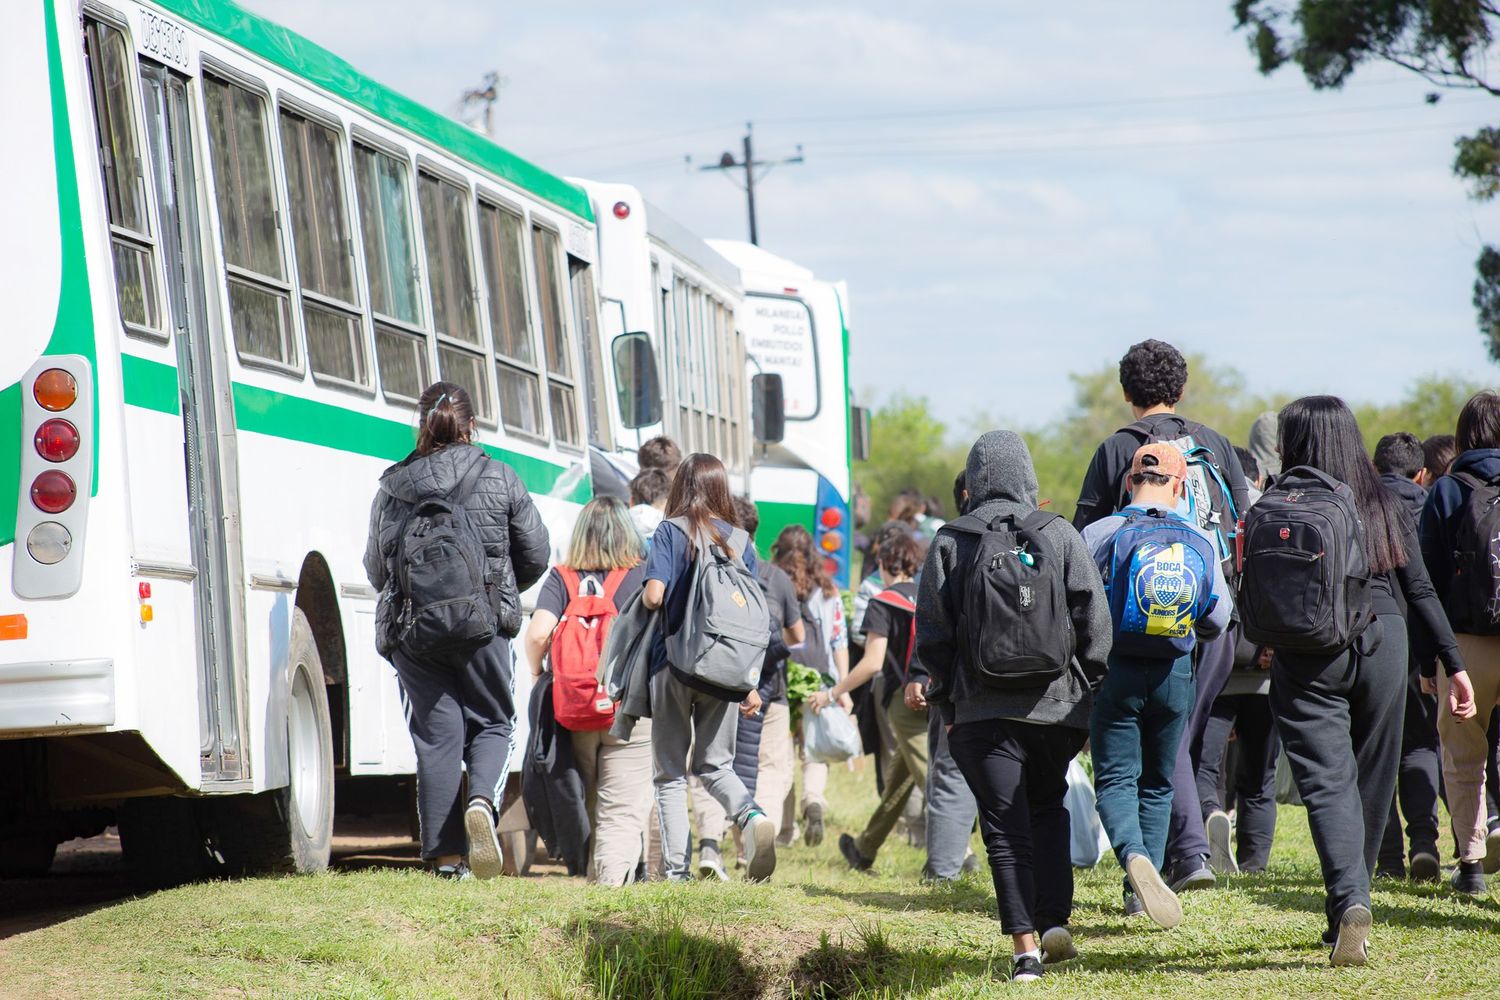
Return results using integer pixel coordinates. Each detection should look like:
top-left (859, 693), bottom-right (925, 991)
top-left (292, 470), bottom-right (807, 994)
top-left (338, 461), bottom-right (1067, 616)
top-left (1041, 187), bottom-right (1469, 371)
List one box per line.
top-left (851, 405), bottom-right (872, 462)
top-left (751, 373), bottom-right (785, 445)
top-left (611, 332), bottom-right (662, 429)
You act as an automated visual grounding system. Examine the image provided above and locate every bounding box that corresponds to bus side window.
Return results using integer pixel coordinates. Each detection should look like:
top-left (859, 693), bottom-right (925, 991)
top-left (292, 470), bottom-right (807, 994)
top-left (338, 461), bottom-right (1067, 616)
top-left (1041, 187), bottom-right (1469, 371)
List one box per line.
top-left (83, 19), bottom-right (164, 339)
top-left (568, 257), bottom-right (611, 451)
top-left (203, 74), bottom-right (297, 371)
top-left (279, 110), bottom-right (368, 390)
top-left (531, 224), bottom-right (580, 449)
top-left (353, 143), bottom-right (429, 404)
top-left (417, 171), bottom-right (494, 424)
top-left (477, 201), bottom-right (544, 438)
top-left (673, 276), bottom-right (689, 449)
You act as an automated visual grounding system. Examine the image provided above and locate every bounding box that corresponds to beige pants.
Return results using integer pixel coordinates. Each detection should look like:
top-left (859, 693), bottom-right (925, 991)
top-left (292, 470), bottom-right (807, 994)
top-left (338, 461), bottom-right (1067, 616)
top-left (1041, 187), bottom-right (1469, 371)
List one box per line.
top-left (756, 702), bottom-right (796, 834)
top-left (571, 719), bottom-right (655, 886)
top-left (1439, 634), bottom-right (1500, 863)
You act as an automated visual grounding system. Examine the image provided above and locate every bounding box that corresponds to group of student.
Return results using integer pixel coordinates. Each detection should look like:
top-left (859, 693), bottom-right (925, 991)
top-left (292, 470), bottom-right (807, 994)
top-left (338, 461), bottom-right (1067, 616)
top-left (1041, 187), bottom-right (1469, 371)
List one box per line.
top-left (364, 338), bottom-right (1500, 982)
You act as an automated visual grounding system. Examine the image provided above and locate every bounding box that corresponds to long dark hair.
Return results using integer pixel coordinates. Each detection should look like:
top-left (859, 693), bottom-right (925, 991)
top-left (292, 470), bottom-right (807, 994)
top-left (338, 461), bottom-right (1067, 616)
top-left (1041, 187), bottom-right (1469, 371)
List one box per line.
top-left (1277, 395), bottom-right (1406, 575)
top-left (416, 381), bottom-right (475, 456)
top-left (773, 524), bottom-right (836, 600)
top-left (665, 453), bottom-right (738, 551)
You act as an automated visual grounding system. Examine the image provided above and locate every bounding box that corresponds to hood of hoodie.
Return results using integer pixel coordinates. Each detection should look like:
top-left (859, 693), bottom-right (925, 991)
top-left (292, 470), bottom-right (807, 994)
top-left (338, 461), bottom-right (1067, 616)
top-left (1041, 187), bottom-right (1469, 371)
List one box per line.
top-left (964, 430), bottom-right (1038, 515)
top-left (378, 443), bottom-right (487, 503)
top-left (1379, 472), bottom-right (1427, 521)
top-left (1453, 448), bottom-right (1500, 482)
top-left (1248, 411), bottom-right (1279, 477)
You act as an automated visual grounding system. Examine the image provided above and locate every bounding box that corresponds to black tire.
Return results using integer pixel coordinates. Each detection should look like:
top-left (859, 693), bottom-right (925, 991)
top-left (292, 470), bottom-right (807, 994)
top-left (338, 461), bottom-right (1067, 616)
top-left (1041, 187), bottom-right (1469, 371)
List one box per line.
top-left (0, 834), bottom-right (58, 878)
top-left (118, 796), bottom-right (219, 889)
top-left (216, 609), bottom-right (335, 876)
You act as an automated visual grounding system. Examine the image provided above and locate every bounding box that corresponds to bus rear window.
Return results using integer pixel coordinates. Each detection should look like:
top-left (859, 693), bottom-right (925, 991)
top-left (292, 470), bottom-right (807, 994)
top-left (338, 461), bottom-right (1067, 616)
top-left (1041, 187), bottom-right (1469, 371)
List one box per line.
top-left (744, 295), bottom-right (819, 420)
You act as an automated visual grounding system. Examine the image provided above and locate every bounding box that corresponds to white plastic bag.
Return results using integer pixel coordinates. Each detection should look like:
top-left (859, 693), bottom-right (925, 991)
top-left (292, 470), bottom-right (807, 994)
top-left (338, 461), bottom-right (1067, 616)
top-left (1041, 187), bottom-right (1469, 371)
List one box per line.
top-left (803, 702), bottom-right (862, 763)
top-left (1065, 758), bottom-right (1109, 868)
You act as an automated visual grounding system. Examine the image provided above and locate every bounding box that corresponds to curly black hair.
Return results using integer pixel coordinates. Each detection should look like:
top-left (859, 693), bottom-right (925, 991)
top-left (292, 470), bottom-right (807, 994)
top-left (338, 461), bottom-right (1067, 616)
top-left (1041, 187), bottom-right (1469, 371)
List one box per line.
top-left (1118, 339), bottom-right (1187, 409)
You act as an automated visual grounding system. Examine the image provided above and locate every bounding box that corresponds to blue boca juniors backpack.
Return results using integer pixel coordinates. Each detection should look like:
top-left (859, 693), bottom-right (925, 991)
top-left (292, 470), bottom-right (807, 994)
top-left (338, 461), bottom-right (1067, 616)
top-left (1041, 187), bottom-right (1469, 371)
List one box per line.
top-left (1104, 508), bottom-right (1217, 659)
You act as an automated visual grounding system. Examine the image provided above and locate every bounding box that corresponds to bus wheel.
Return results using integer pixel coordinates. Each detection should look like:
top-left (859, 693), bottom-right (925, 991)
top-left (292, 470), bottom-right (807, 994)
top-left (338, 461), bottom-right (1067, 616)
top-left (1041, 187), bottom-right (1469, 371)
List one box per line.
top-left (218, 610), bottom-right (334, 876)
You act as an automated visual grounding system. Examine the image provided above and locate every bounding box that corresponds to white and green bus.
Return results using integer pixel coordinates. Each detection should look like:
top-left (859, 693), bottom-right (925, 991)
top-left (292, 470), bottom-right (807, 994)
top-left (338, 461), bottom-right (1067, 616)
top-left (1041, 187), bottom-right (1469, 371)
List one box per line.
top-left (707, 241), bottom-right (867, 584)
top-left (1, 0), bottom-right (612, 881)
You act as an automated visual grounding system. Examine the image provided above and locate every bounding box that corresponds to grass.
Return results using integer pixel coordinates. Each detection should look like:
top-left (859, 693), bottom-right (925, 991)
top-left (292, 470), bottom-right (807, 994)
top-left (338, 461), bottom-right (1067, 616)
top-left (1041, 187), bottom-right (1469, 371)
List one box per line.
top-left (6, 765), bottom-right (1500, 999)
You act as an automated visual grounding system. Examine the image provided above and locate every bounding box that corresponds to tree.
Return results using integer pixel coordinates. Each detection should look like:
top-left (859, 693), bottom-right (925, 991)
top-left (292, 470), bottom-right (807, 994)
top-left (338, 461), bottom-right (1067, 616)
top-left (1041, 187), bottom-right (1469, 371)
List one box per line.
top-left (852, 394), bottom-right (966, 524)
top-left (1232, 1), bottom-right (1500, 361)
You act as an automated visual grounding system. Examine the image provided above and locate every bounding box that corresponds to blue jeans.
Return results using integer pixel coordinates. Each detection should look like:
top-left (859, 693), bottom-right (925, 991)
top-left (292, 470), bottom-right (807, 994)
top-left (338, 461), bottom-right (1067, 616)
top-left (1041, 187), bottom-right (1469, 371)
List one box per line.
top-left (1090, 653), bottom-right (1196, 870)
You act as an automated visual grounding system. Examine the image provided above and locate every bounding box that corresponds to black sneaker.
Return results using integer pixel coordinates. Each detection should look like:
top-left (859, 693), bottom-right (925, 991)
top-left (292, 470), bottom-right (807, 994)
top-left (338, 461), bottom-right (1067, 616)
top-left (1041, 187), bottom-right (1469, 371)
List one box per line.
top-left (803, 802), bottom-right (825, 847)
top-left (1409, 851), bottom-right (1441, 883)
top-left (839, 833), bottom-right (873, 872)
top-left (1330, 904), bottom-right (1371, 967)
top-left (1164, 854), bottom-right (1216, 893)
top-left (1374, 863), bottom-right (1404, 880)
top-left (1452, 859), bottom-right (1488, 896)
top-left (1010, 954), bottom-right (1044, 983)
top-left (1123, 890), bottom-right (1146, 917)
top-left (433, 862), bottom-right (471, 881)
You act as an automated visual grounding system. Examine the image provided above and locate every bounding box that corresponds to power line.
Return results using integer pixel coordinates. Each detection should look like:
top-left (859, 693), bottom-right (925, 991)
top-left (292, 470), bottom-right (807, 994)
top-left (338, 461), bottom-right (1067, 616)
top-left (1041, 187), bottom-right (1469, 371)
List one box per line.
top-left (535, 122), bottom-right (738, 159)
top-left (692, 122), bottom-right (803, 246)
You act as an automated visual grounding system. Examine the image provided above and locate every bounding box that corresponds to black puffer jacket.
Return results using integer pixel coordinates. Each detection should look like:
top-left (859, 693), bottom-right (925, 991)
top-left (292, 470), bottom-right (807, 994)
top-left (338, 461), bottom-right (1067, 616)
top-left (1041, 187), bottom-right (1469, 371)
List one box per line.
top-left (364, 443), bottom-right (551, 639)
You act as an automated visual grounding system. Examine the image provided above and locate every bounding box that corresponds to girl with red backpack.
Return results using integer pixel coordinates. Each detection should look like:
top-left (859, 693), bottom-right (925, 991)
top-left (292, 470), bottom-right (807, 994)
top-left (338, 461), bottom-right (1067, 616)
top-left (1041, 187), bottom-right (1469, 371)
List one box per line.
top-left (523, 497), bottom-right (650, 885)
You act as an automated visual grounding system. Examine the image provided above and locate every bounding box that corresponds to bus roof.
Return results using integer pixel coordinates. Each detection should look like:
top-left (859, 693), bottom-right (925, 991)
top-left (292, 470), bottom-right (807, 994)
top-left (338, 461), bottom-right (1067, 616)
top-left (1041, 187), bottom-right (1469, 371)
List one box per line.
top-left (706, 239), bottom-right (818, 289)
top-left (149, 0), bottom-right (593, 222)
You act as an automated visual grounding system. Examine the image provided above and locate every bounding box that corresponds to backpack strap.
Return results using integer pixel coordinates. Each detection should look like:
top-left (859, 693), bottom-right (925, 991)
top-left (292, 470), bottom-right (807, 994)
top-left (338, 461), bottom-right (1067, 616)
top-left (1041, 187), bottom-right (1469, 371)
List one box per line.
top-left (556, 566), bottom-right (581, 602)
top-left (451, 454), bottom-right (488, 507)
top-left (1019, 510), bottom-right (1063, 533)
top-left (872, 589), bottom-right (918, 675)
top-left (600, 568), bottom-right (630, 604)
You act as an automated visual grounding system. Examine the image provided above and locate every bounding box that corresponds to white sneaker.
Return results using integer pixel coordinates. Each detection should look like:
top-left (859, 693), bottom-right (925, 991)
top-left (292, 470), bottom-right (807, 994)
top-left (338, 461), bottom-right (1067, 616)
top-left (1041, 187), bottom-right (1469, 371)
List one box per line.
top-left (1040, 926), bottom-right (1077, 964)
top-left (697, 843), bottom-right (729, 882)
top-left (1330, 904), bottom-right (1371, 967)
top-left (742, 811), bottom-right (777, 881)
top-left (1206, 810), bottom-right (1238, 875)
top-left (464, 800), bottom-right (504, 880)
top-left (1125, 853), bottom-right (1182, 930)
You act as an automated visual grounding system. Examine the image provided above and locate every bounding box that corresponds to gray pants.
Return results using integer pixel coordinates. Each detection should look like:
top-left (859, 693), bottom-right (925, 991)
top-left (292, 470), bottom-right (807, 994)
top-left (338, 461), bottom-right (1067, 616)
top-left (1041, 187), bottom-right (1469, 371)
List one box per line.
top-left (393, 634), bottom-right (515, 860)
top-left (926, 711), bottom-right (979, 879)
top-left (650, 668), bottom-right (756, 879)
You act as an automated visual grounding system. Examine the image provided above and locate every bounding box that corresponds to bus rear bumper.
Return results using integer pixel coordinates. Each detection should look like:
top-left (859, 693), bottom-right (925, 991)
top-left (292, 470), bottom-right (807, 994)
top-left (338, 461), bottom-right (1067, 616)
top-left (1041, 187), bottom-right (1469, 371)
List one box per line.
top-left (0, 658), bottom-right (113, 732)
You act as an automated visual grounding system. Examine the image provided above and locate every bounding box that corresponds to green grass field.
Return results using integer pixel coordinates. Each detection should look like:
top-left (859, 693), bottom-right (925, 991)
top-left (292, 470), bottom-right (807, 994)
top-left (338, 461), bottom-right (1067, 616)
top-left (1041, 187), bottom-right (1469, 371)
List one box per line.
top-left (5, 764), bottom-right (1500, 999)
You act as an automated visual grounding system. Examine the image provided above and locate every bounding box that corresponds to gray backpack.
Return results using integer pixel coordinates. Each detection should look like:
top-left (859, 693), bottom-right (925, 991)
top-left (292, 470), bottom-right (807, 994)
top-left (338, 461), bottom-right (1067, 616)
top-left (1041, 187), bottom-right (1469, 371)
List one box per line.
top-left (664, 517), bottom-right (771, 700)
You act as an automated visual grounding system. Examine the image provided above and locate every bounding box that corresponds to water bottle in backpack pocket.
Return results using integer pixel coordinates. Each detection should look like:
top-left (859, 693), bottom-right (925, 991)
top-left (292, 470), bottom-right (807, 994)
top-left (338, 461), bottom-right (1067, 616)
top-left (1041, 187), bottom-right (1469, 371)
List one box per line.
top-left (663, 518), bottom-right (771, 700)
top-left (1103, 509), bottom-right (1217, 659)
top-left (1446, 472), bottom-right (1500, 634)
top-left (941, 511), bottom-right (1074, 690)
top-left (550, 568), bottom-right (627, 732)
top-left (1238, 466), bottom-right (1373, 654)
top-left (389, 461), bottom-right (497, 659)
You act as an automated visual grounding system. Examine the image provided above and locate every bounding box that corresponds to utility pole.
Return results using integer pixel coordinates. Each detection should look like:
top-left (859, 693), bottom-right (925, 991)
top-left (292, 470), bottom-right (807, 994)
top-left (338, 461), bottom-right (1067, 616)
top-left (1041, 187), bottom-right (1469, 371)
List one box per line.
top-left (696, 122), bottom-right (803, 246)
top-left (460, 72), bottom-right (504, 136)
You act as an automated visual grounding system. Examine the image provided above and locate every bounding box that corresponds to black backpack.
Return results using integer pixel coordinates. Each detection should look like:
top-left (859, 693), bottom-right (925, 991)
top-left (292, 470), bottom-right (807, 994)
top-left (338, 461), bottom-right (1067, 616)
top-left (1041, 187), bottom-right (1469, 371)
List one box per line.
top-left (1117, 419), bottom-right (1241, 585)
top-left (390, 460), bottom-right (497, 658)
top-left (942, 511), bottom-right (1074, 690)
top-left (1238, 466), bottom-right (1373, 654)
top-left (1445, 472), bottom-right (1500, 635)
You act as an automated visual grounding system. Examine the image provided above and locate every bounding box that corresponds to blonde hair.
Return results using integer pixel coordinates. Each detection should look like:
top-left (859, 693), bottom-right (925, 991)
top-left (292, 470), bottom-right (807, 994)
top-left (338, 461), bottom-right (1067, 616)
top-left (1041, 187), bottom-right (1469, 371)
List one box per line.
top-left (565, 496), bottom-right (645, 571)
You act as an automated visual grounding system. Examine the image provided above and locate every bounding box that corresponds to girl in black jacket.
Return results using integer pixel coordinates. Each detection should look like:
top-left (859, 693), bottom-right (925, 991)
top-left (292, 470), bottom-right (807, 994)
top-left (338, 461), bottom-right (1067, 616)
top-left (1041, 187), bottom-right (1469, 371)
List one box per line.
top-left (364, 381), bottom-right (550, 880)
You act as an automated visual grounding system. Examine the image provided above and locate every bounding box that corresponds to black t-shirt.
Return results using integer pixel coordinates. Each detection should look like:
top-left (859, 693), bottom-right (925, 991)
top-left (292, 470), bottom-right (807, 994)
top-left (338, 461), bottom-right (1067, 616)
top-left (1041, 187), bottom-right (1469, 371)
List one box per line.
top-left (1072, 413), bottom-right (1249, 531)
top-left (756, 562), bottom-right (801, 703)
top-left (861, 580), bottom-right (920, 704)
top-left (535, 565), bottom-right (646, 619)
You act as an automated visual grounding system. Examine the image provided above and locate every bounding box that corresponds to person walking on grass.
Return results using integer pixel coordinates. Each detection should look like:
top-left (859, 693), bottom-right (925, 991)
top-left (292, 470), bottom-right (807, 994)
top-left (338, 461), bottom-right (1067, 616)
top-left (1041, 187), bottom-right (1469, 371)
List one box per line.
top-left (917, 431), bottom-right (1112, 982)
top-left (523, 497), bottom-right (652, 886)
top-left (807, 533), bottom-right (926, 873)
top-left (364, 381), bottom-right (550, 880)
top-left (1073, 340), bottom-right (1249, 896)
top-left (1244, 396), bottom-right (1473, 966)
top-left (643, 454), bottom-right (779, 882)
top-left (1083, 443), bottom-right (1234, 929)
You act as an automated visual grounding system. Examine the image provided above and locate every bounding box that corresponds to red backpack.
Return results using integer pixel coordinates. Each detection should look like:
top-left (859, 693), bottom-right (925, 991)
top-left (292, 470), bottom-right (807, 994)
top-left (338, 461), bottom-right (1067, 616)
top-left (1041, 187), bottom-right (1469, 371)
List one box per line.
top-left (871, 589), bottom-right (917, 680)
top-left (550, 567), bottom-right (628, 732)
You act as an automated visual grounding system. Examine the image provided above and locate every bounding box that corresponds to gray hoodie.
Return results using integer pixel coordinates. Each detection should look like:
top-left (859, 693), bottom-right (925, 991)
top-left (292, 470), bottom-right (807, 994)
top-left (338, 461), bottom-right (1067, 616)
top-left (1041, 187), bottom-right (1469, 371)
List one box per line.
top-left (1248, 411), bottom-right (1280, 477)
top-left (917, 431), bottom-right (1112, 730)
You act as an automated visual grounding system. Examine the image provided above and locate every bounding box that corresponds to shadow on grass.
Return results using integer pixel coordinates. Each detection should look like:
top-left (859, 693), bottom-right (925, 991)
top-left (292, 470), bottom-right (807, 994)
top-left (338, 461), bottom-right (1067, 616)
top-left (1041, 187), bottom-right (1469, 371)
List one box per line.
top-left (570, 914), bottom-right (763, 1000)
top-left (798, 880), bottom-right (995, 916)
top-left (1241, 878), bottom-right (1500, 934)
top-left (788, 923), bottom-right (995, 999)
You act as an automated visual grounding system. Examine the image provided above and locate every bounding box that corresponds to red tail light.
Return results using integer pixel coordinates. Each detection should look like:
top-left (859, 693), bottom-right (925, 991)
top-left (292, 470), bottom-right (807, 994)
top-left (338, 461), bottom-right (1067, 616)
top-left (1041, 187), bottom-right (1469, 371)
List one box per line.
top-left (34, 418), bottom-right (80, 463)
top-left (30, 470), bottom-right (77, 513)
top-left (820, 507), bottom-right (843, 529)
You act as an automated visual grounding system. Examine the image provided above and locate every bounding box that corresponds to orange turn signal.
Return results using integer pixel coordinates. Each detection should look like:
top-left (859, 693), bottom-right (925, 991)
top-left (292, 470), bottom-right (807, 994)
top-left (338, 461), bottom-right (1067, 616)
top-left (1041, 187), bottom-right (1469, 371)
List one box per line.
top-left (0, 614), bottom-right (29, 640)
top-left (34, 369), bottom-right (78, 412)
top-left (139, 605), bottom-right (154, 624)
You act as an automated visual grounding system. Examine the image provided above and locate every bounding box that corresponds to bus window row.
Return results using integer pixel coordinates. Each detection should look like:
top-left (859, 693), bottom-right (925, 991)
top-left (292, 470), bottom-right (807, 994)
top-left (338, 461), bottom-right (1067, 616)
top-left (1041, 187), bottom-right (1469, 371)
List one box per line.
top-left (649, 260), bottom-right (745, 470)
top-left (82, 15), bottom-right (598, 453)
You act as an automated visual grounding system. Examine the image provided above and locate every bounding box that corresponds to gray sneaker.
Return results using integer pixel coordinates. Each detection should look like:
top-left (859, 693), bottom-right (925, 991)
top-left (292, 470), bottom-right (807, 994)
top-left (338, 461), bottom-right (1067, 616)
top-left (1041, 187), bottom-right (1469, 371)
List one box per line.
top-left (463, 799), bottom-right (504, 880)
top-left (1206, 810), bottom-right (1238, 875)
top-left (697, 842), bottom-right (729, 882)
top-left (1125, 853), bottom-right (1183, 930)
top-left (742, 810), bottom-right (778, 881)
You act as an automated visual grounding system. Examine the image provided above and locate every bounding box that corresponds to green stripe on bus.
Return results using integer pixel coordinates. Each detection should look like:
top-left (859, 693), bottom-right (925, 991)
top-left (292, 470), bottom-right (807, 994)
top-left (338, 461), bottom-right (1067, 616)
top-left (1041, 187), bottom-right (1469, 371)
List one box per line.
top-left (121, 354), bottom-right (181, 415)
top-left (751, 500), bottom-right (816, 561)
top-left (0, 384), bottom-right (17, 549)
top-left (150, 0), bottom-right (592, 223)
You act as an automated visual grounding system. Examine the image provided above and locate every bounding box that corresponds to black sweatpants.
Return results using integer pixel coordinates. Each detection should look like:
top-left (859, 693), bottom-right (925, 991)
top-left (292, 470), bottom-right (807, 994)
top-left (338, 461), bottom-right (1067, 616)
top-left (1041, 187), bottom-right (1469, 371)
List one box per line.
top-left (1378, 664), bottom-right (1442, 870)
top-left (1272, 615), bottom-right (1405, 937)
top-left (947, 718), bottom-right (1087, 937)
top-left (393, 634), bottom-right (516, 860)
top-left (1197, 692), bottom-right (1280, 871)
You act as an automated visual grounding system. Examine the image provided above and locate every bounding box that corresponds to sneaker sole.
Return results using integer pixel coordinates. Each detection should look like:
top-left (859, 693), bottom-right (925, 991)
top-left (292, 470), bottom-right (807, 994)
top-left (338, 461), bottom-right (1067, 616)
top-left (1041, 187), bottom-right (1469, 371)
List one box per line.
top-left (1206, 813), bottom-right (1238, 875)
top-left (464, 805), bottom-right (504, 880)
top-left (1126, 855), bottom-right (1183, 930)
top-left (1410, 853), bottom-right (1441, 883)
top-left (1485, 828), bottom-right (1500, 875)
top-left (697, 861), bottom-right (729, 882)
top-left (803, 804), bottom-right (825, 848)
top-left (1040, 926), bottom-right (1077, 964)
top-left (1330, 904), bottom-right (1371, 967)
top-left (745, 816), bottom-right (777, 881)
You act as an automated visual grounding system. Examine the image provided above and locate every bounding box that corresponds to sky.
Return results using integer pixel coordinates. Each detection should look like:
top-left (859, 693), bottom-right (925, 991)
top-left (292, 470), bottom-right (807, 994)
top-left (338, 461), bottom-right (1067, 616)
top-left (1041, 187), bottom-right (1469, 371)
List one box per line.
top-left (242, 0), bottom-right (1500, 429)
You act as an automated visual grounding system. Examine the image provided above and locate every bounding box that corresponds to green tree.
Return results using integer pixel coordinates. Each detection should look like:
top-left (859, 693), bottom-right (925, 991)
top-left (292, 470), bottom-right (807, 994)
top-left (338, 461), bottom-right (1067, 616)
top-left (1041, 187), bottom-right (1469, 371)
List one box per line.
top-left (1231, 1), bottom-right (1500, 361)
top-left (852, 394), bottom-right (966, 525)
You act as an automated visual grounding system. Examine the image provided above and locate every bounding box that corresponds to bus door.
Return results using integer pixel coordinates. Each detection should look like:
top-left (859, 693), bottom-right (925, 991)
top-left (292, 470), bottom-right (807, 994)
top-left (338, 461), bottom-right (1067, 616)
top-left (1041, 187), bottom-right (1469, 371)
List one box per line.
top-left (138, 61), bottom-right (248, 783)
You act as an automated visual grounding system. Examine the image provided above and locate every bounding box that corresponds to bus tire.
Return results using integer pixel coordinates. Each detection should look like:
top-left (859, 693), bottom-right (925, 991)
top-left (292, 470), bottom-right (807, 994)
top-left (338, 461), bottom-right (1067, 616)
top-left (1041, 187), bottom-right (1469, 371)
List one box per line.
top-left (218, 610), bottom-right (335, 876)
top-left (118, 796), bottom-right (219, 889)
